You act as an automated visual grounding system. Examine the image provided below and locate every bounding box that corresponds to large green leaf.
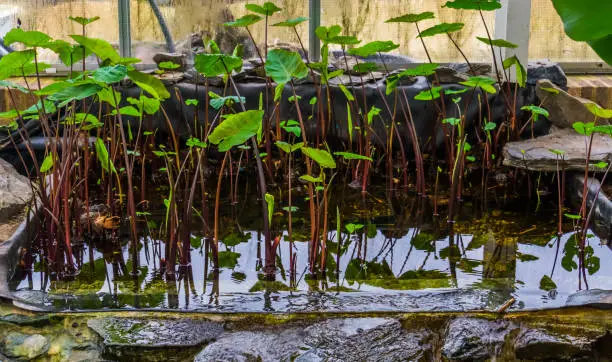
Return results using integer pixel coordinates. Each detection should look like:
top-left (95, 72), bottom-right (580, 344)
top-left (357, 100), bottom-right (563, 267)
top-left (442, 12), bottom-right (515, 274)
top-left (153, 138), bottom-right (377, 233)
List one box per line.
top-left (265, 49), bottom-right (308, 84)
top-left (209, 110), bottom-right (264, 152)
top-left (92, 65), bottom-right (128, 84)
top-left (194, 53), bottom-right (243, 77)
top-left (70, 35), bottom-right (121, 64)
top-left (273, 17), bottom-right (309, 27)
top-left (47, 82), bottom-right (103, 106)
top-left (585, 103), bottom-right (612, 119)
top-left (551, 0), bottom-right (612, 64)
top-left (385, 12), bottom-right (435, 24)
top-left (45, 40), bottom-right (92, 66)
top-left (443, 0), bottom-right (502, 11)
top-left (4, 28), bottom-right (51, 47)
top-left (127, 70), bottom-right (171, 100)
top-left (328, 36), bottom-right (360, 46)
top-left (418, 23), bottom-right (465, 38)
top-left (245, 2), bottom-right (282, 16)
top-left (502, 55), bottom-right (527, 87)
top-left (476, 37), bottom-right (518, 48)
top-left (348, 41), bottom-right (399, 57)
top-left (224, 14), bottom-right (263, 27)
top-left (301, 147), bottom-right (336, 169)
top-left (0, 50), bottom-right (35, 79)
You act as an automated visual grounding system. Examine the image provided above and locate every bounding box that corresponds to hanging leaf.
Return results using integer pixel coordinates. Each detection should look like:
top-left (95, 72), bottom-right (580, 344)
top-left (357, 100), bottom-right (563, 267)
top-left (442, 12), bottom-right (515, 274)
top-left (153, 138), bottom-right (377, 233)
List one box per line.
top-left (338, 84), bottom-right (355, 101)
top-left (194, 53), bottom-right (243, 77)
top-left (40, 154), bottom-right (55, 173)
top-left (477, 37), bottom-right (518, 48)
top-left (265, 193), bottom-right (275, 224)
top-left (334, 151), bottom-right (372, 161)
top-left (502, 55), bottom-right (527, 87)
top-left (418, 23), bottom-right (465, 38)
top-left (127, 70), bottom-right (171, 100)
top-left (209, 110), bottom-right (264, 152)
top-left (367, 106), bottom-right (381, 125)
top-left (224, 14), bottom-right (263, 27)
top-left (95, 138), bottom-right (117, 173)
top-left (443, 0), bottom-right (502, 11)
top-left (385, 12), bottom-right (435, 24)
top-left (265, 49), bottom-right (308, 84)
top-left (4, 28), bottom-right (51, 48)
top-left (301, 147), bottom-right (337, 169)
top-left (273, 17), bottom-right (309, 27)
top-left (245, 2), bottom-right (282, 16)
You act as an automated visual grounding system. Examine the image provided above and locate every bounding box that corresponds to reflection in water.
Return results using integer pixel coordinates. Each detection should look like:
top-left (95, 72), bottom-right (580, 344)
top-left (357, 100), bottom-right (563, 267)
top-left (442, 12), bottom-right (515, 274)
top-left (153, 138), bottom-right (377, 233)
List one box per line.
top-left (10, 183), bottom-right (612, 312)
top-left (0, 0), bottom-right (599, 64)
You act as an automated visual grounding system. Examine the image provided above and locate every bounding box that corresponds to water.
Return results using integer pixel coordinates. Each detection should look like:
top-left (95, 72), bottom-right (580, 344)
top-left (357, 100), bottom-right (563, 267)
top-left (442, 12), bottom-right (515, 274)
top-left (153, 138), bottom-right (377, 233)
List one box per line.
top-left (10, 183), bottom-right (612, 312)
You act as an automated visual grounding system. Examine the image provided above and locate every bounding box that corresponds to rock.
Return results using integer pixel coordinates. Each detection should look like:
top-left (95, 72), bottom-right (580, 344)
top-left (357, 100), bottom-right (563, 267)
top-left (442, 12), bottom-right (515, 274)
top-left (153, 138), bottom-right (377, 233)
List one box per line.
top-left (88, 317), bottom-right (223, 361)
top-left (196, 318), bottom-right (433, 362)
top-left (514, 328), bottom-right (591, 360)
top-left (448, 63), bottom-right (492, 76)
top-left (2, 332), bottom-right (49, 359)
top-left (528, 60), bottom-right (567, 88)
top-left (568, 175), bottom-right (612, 241)
top-left (434, 66), bottom-right (469, 83)
top-left (0, 157), bottom-right (32, 224)
top-left (502, 127), bottom-right (612, 172)
top-left (566, 289), bottom-right (612, 308)
top-left (441, 318), bottom-right (516, 361)
top-left (0, 313), bottom-right (52, 327)
top-left (536, 79), bottom-right (610, 129)
top-left (153, 52), bottom-right (187, 72)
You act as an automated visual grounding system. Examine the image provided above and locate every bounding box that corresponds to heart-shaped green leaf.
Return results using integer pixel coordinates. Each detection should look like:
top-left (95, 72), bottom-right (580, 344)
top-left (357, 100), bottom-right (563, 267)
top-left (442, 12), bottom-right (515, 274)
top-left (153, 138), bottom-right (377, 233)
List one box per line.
top-left (265, 49), bottom-right (308, 84)
top-left (418, 23), bottom-right (464, 38)
top-left (386, 12), bottom-right (435, 24)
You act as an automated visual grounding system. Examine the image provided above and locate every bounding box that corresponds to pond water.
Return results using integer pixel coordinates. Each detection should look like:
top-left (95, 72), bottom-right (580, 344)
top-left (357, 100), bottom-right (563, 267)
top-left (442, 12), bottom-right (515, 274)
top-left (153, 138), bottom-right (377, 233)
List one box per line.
top-left (9, 182), bottom-right (612, 313)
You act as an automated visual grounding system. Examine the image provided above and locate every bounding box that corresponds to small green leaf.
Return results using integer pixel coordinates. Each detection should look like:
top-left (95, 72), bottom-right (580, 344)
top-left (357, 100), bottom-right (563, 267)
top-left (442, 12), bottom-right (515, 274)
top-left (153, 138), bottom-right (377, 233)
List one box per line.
top-left (443, 0), bottom-right (502, 11)
top-left (273, 17), bottom-right (309, 27)
top-left (245, 2), bottom-right (282, 16)
top-left (185, 99), bottom-right (199, 106)
top-left (4, 28), bottom-right (51, 47)
top-left (521, 105), bottom-right (549, 118)
top-left (265, 193), bottom-right (275, 224)
top-left (338, 84), bottom-right (355, 101)
top-left (95, 138), bottom-right (116, 173)
top-left (418, 23), bottom-right (465, 38)
top-left (539, 275), bottom-right (557, 291)
top-left (348, 41), bottom-right (399, 57)
top-left (414, 86), bottom-right (442, 100)
top-left (68, 16), bottom-right (100, 26)
top-left (460, 76), bottom-right (497, 94)
top-left (503, 55), bottom-right (527, 87)
top-left (301, 147), bottom-right (336, 169)
top-left (585, 103), bottom-right (612, 119)
top-left (40, 154), bottom-right (54, 173)
top-left (158, 61), bottom-right (181, 70)
top-left (127, 70), bottom-right (171, 100)
top-left (484, 122), bottom-right (496, 131)
top-left (300, 174), bottom-right (323, 183)
top-left (224, 14), bottom-right (263, 27)
top-left (209, 110), bottom-right (264, 152)
top-left (210, 96), bottom-right (245, 110)
top-left (385, 12), bottom-right (435, 24)
top-left (476, 37), bottom-right (518, 48)
top-left (334, 151), bottom-right (372, 161)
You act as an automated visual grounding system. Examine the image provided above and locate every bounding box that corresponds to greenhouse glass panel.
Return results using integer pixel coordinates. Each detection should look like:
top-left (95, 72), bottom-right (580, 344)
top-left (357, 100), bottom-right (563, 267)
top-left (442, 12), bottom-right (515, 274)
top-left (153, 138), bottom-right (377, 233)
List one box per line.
top-left (529, 0), bottom-right (599, 62)
top-left (0, 0), bottom-right (120, 65)
top-left (320, 0), bottom-right (496, 63)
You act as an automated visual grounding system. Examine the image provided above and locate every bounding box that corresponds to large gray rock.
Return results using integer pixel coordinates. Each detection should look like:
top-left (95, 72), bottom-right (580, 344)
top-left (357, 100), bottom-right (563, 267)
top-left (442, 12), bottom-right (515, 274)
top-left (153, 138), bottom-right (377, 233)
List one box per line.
top-left (196, 318), bottom-right (433, 362)
top-left (502, 127), bottom-right (612, 172)
top-left (536, 79), bottom-right (610, 129)
top-left (441, 318), bottom-right (516, 361)
top-left (528, 60), bottom-right (567, 88)
top-left (568, 175), bottom-right (612, 240)
top-left (566, 289), bottom-right (612, 308)
top-left (0, 157), bottom-right (31, 224)
top-left (2, 332), bottom-right (49, 360)
top-left (88, 317), bottom-right (223, 361)
top-left (514, 328), bottom-right (591, 360)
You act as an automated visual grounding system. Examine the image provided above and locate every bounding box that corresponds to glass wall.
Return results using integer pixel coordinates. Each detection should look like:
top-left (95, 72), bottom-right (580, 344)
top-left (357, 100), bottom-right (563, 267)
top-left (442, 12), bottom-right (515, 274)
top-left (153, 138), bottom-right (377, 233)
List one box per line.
top-left (0, 0), bottom-right (605, 66)
top-left (529, 0), bottom-right (599, 62)
top-left (321, 0), bottom-right (495, 63)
